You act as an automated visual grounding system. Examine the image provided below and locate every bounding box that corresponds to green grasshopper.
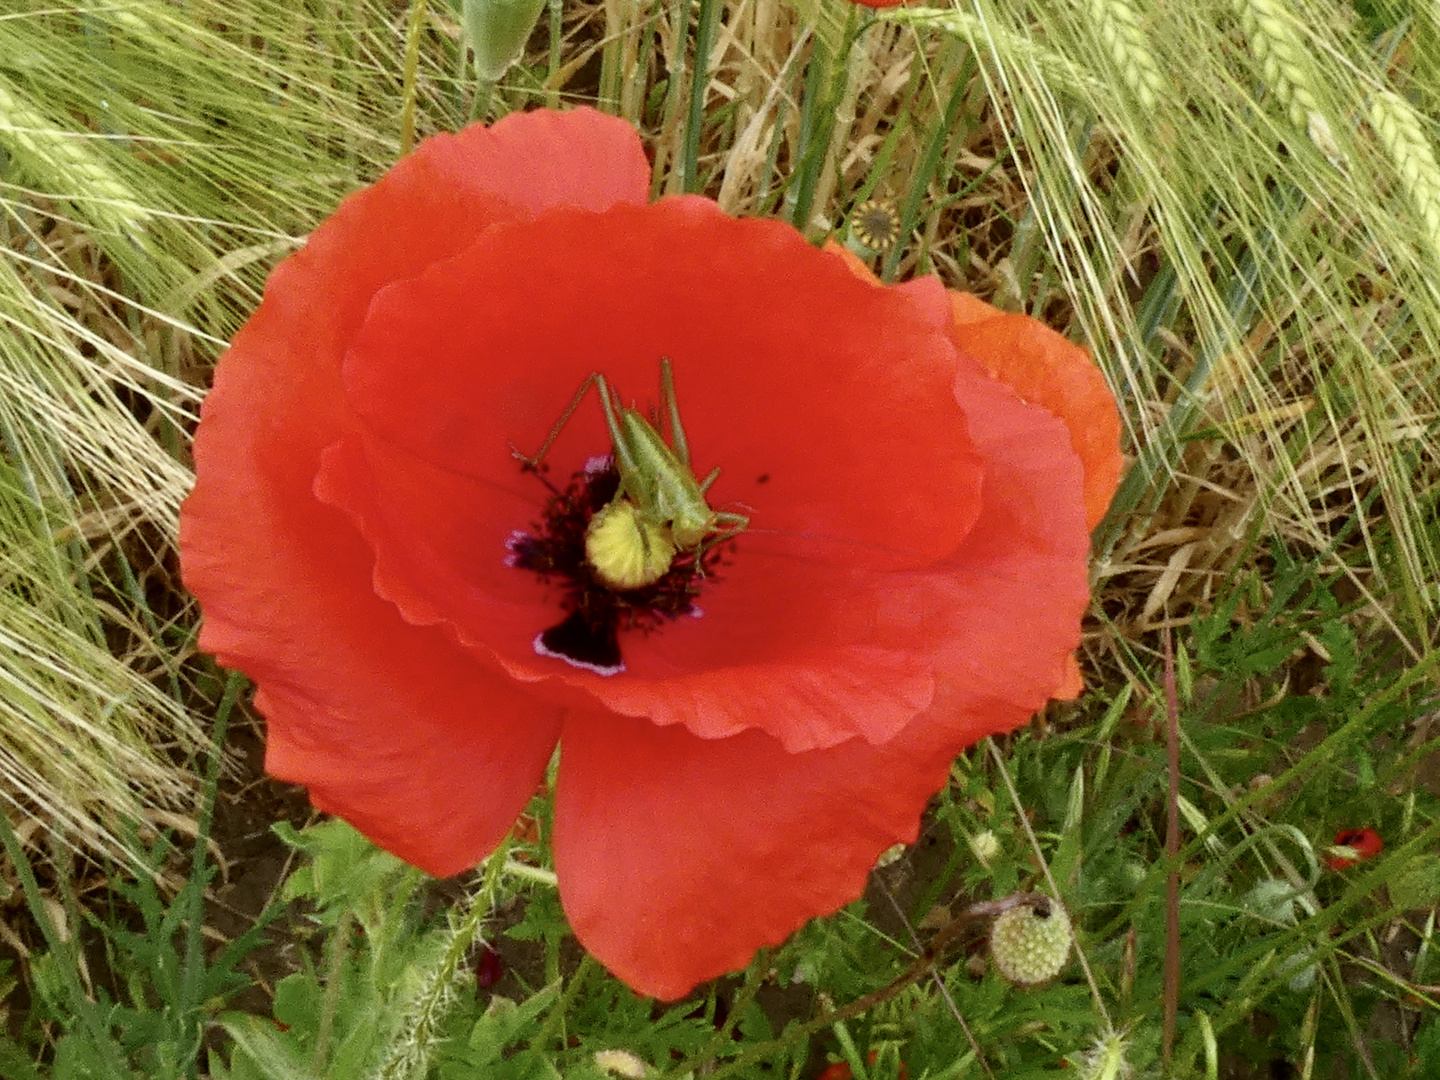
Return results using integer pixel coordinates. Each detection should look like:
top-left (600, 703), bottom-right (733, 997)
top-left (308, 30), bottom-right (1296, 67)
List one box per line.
top-left (515, 358), bottom-right (749, 590)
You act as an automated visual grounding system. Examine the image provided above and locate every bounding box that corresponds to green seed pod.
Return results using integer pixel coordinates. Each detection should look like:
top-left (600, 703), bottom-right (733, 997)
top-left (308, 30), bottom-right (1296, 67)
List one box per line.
top-left (586, 499), bottom-right (677, 590)
top-left (848, 199), bottom-right (902, 252)
top-left (462, 0), bottom-right (548, 81)
top-left (989, 898), bottom-right (1073, 985)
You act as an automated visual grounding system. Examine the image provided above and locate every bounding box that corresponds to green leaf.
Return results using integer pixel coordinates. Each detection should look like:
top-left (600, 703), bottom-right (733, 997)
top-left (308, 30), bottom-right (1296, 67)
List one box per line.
top-left (1389, 854), bottom-right (1440, 911)
top-left (217, 1014), bottom-right (314, 1080)
top-left (457, 984), bottom-right (561, 1067)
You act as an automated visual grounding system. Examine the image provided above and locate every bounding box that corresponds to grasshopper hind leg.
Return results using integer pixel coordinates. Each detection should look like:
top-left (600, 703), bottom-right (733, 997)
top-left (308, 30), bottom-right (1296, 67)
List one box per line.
top-left (512, 372), bottom-right (605, 475)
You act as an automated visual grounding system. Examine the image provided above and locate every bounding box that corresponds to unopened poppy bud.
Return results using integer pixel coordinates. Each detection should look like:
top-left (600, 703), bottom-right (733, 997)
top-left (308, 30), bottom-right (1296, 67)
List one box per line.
top-left (475, 945), bottom-right (504, 988)
top-left (989, 898), bottom-right (1073, 985)
top-left (594, 1049), bottom-right (649, 1078)
top-left (586, 500), bottom-right (676, 589)
top-left (462, 0), bottom-right (548, 82)
top-left (968, 829), bottom-right (1000, 867)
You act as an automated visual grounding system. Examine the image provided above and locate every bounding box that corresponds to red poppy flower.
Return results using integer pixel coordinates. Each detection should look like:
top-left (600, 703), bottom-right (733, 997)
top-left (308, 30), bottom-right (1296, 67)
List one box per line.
top-left (179, 108), bottom-right (1121, 1000)
top-left (817, 1050), bottom-right (908, 1080)
top-left (1326, 827), bottom-right (1383, 870)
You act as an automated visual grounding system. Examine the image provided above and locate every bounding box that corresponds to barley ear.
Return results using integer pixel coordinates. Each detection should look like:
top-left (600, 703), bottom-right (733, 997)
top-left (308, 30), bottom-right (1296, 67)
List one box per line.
top-left (1081, 0), bottom-right (1169, 116)
top-left (0, 76), bottom-right (150, 242)
top-left (1233, 0), bottom-right (1344, 166)
top-left (1369, 88), bottom-right (1440, 265)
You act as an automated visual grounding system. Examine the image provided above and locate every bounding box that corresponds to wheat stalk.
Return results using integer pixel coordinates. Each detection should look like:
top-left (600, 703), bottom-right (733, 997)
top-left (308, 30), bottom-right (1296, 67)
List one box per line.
top-left (1232, 0), bottom-right (1341, 165)
top-left (1369, 88), bottom-right (1440, 266)
top-left (1079, 0), bottom-right (1168, 116)
top-left (0, 75), bottom-right (150, 242)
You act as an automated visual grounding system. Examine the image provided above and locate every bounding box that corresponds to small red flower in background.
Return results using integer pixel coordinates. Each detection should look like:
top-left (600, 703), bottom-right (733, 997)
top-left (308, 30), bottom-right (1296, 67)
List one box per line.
top-left (817, 1051), bottom-right (908, 1080)
top-left (179, 108), bottom-right (1121, 1000)
top-left (1326, 827), bottom-right (1383, 870)
top-left (475, 945), bottom-right (505, 989)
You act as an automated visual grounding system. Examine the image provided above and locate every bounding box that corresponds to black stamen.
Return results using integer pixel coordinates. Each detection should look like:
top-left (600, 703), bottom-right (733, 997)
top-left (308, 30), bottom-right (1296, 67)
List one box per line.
top-left (537, 611), bottom-right (623, 674)
top-left (508, 462), bottom-right (731, 672)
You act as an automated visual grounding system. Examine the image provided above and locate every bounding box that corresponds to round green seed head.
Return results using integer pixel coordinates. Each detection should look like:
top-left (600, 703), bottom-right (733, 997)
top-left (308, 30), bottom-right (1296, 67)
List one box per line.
top-left (989, 899), bottom-right (1073, 985)
top-left (850, 199), bottom-right (902, 252)
top-left (585, 500), bottom-right (676, 590)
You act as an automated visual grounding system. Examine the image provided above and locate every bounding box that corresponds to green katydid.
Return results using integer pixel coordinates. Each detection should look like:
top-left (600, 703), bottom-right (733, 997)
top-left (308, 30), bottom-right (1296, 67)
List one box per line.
top-left (514, 358), bottom-right (749, 590)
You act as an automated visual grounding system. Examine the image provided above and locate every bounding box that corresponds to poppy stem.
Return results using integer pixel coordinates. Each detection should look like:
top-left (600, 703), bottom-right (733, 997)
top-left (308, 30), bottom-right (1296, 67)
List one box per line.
top-left (680, 0), bottom-right (721, 193)
top-left (312, 910), bottom-right (353, 1070)
top-left (502, 859), bottom-right (558, 887)
top-left (691, 948), bottom-right (769, 1069)
top-left (540, 953), bottom-right (596, 1050)
top-left (471, 76), bottom-right (496, 122)
top-left (1162, 630), bottom-right (1182, 1070)
top-left (371, 833), bottom-right (518, 1080)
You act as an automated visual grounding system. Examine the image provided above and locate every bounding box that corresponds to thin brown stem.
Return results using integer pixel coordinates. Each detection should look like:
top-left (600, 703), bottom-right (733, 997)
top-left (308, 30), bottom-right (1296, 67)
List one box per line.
top-left (1162, 630), bottom-right (1182, 1071)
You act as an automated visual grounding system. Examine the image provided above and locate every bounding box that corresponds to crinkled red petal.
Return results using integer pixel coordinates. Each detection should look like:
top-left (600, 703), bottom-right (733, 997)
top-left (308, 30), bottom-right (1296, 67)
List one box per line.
top-left (317, 197), bottom-right (990, 753)
top-left (948, 294), bottom-right (1123, 530)
top-left (553, 368), bottom-right (1090, 998)
top-left (1329, 826), bottom-right (1383, 867)
top-left (824, 247), bottom-right (1122, 531)
top-left (179, 108), bottom-right (650, 875)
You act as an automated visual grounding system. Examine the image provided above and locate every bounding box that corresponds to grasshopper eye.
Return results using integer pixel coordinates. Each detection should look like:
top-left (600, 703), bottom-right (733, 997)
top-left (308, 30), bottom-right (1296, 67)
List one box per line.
top-left (507, 360), bottom-right (748, 674)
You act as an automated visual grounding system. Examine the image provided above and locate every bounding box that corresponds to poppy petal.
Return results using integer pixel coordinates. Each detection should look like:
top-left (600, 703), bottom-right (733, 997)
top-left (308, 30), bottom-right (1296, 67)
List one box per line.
top-left (1326, 826), bottom-right (1383, 869)
top-left (554, 712), bottom-right (950, 1000)
top-left (423, 106), bottom-right (654, 218)
top-left (946, 295), bottom-right (1123, 529)
top-left (180, 108), bottom-right (650, 874)
top-left (821, 244), bottom-right (1122, 531)
top-left (553, 367), bottom-right (1089, 997)
top-left (318, 197), bottom-right (992, 752)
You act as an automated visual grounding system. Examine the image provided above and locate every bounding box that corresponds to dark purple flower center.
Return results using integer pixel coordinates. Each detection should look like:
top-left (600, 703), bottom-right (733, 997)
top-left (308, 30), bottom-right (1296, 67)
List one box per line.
top-left (507, 460), bottom-right (729, 674)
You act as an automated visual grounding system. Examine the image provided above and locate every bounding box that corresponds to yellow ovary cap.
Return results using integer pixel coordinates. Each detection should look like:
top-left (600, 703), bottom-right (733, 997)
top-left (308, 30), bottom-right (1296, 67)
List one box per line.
top-left (586, 500), bottom-right (676, 590)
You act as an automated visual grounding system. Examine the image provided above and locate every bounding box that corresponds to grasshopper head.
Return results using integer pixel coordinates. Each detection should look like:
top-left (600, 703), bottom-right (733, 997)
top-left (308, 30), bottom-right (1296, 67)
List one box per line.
top-left (668, 504), bottom-right (719, 551)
